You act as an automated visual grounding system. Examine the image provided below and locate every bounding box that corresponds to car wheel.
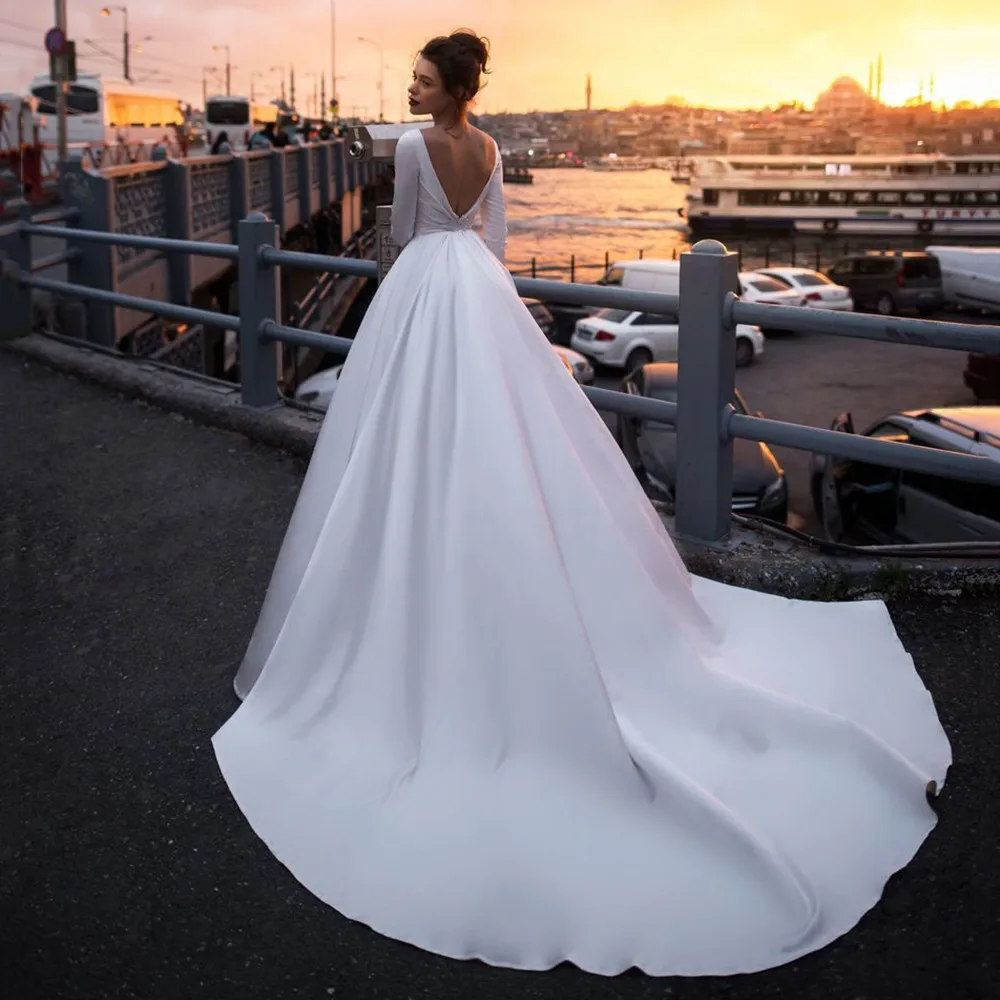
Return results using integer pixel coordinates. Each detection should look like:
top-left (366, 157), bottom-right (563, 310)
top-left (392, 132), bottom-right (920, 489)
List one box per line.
top-left (624, 347), bottom-right (653, 374)
top-left (875, 292), bottom-right (895, 316)
top-left (735, 337), bottom-right (754, 367)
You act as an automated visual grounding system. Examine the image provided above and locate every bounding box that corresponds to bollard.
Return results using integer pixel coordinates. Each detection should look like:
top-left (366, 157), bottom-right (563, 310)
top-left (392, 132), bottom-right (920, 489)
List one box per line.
top-left (0, 200), bottom-right (35, 340)
top-left (570, 254), bottom-right (576, 283)
top-left (675, 239), bottom-right (739, 542)
top-left (238, 212), bottom-right (281, 407)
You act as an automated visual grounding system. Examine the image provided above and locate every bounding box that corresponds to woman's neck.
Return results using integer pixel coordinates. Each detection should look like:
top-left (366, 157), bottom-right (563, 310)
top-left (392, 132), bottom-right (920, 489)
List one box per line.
top-left (433, 106), bottom-right (469, 136)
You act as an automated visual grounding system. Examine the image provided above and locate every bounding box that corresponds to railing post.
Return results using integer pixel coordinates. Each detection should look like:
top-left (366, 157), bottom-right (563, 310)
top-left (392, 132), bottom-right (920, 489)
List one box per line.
top-left (0, 200), bottom-right (34, 340)
top-left (238, 212), bottom-right (280, 407)
top-left (675, 238), bottom-right (740, 542)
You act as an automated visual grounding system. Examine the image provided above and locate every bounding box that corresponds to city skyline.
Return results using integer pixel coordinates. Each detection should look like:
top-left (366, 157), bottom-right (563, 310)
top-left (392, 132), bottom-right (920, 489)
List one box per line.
top-left (0, 0), bottom-right (998, 115)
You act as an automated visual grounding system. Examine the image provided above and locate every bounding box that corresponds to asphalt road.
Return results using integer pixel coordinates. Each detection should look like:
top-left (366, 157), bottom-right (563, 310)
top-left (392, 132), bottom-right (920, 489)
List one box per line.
top-left (2, 350), bottom-right (999, 1000)
top-left (590, 312), bottom-right (984, 533)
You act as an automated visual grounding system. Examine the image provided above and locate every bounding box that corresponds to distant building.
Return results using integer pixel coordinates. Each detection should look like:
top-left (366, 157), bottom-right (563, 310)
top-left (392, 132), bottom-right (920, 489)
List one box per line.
top-left (814, 77), bottom-right (877, 120)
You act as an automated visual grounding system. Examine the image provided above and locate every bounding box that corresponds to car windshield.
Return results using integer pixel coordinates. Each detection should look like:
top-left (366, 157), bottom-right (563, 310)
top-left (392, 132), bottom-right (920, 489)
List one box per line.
top-left (593, 308), bottom-right (633, 323)
top-left (747, 277), bottom-right (791, 293)
top-left (791, 272), bottom-right (832, 286)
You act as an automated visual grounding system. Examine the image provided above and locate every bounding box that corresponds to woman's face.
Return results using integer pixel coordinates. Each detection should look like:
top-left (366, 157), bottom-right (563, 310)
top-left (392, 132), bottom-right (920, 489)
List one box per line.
top-left (408, 56), bottom-right (452, 117)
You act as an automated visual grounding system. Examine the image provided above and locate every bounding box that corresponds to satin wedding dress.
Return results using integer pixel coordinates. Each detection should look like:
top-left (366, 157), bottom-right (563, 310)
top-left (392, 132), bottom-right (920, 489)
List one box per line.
top-left (213, 128), bottom-right (951, 977)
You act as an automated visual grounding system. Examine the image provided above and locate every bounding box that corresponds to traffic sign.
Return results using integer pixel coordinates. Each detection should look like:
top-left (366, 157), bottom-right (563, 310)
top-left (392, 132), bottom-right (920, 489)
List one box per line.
top-left (44, 27), bottom-right (66, 56)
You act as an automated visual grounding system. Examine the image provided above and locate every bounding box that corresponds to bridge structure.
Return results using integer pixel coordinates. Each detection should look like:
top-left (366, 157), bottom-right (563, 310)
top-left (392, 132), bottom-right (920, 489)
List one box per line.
top-left (3, 195), bottom-right (1000, 543)
top-left (3, 138), bottom-right (389, 382)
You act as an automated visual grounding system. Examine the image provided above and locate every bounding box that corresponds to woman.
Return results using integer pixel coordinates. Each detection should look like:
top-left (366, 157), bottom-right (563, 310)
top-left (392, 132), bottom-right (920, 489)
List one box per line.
top-left (213, 31), bottom-right (950, 977)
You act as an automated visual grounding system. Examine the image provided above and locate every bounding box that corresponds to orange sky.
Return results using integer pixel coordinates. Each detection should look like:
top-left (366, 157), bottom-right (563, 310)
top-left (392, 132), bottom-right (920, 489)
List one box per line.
top-left (0, 0), bottom-right (997, 113)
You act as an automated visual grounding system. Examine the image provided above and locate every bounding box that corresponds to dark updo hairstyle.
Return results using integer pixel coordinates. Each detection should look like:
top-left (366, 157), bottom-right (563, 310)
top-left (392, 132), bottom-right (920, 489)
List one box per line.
top-left (419, 30), bottom-right (490, 107)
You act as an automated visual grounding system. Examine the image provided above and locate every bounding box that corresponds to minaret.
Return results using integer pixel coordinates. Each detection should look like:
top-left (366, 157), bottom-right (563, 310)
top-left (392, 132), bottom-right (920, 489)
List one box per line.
top-left (875, 54), bottom-right (883, 103)
top-left (929, 72), bottom-right (935, 105)
top-left (867, 61), bottom-right (873, 97)
top-left (586, 74), bottom-right (592, 112)
top-left (290, 66), bottom-right (296, 111)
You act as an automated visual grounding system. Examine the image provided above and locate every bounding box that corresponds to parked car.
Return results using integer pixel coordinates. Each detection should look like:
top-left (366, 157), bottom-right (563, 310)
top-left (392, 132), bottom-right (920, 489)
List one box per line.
top-left (964, 353), bottom-right (1000, 403)
top-left (754, 267), bottom-right (854, 312)
top-left (571, 307), bottom-right (764, 371)
top-left (738, 272), bottom-right (805, 308)
top-left (522, 297), bottom-right (556, 338)
top-left (810, 406), bottom-right (1000, 543)
top-left (597, 258), bottom-right (680, 295)
top-left (825, 251), bottom-right (943, 317)
top-left (552, 344), bottom-right (594, 383)
top-left (616, 362), bottom-right (788, 522)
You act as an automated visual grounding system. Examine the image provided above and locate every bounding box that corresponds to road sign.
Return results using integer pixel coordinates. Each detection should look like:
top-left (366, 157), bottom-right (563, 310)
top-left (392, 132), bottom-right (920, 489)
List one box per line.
top-left (44, 27), bottom-right (66, 57)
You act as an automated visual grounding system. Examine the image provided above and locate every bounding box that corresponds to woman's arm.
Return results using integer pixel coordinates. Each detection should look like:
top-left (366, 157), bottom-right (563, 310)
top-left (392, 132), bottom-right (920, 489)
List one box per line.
top-left (480, 144), bottom-right (507, 264)
top-left (390, 131), bottom-right (420, 249)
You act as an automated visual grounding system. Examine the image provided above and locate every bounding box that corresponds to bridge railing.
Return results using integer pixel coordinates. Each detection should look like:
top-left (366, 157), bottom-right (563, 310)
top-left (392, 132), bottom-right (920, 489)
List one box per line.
top-left (3, 211), bottom-right (1000, 544)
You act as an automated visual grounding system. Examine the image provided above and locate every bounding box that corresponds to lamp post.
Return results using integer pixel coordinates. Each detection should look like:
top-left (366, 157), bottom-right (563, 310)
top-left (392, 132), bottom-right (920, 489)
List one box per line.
top-left (99, 5), bottom-right (130, 81)
top-left (212, 44), bottom-right (232, 94)
top-left (357, 36), bottom-right (384, 121)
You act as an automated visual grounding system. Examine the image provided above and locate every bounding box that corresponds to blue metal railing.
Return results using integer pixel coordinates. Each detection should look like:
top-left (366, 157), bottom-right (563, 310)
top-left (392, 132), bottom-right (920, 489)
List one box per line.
top-left (2, 211), bottom-right (999, 544)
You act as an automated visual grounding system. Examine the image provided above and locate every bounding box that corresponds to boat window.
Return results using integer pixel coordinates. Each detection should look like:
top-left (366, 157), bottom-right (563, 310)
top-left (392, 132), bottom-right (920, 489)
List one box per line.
top-left (850, 191), bottom-right (873, 204)
top-left (876, 192), bottom-right (901, 204)
top-left (701, 188), bottom-right (719, 206)
top-left (903, 192), bottom-right (926, 204)
top-left (981, 191), bottom-right (998, 204)
top-left (932, 192), bottom-right (952, 204)
top-left (960, 191), bottom-right (978, 204)
top-left (635, 312), bottom-right (677, 326)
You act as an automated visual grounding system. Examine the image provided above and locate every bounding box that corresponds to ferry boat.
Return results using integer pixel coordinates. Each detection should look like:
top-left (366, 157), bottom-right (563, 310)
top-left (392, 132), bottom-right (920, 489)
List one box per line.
top-left (684, 154), bottom-right (1000, 238)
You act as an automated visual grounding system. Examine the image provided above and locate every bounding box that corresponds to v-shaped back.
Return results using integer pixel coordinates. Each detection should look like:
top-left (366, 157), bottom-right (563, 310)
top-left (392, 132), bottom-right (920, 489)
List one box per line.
top-left (417, 134), bottom-right (499, 220)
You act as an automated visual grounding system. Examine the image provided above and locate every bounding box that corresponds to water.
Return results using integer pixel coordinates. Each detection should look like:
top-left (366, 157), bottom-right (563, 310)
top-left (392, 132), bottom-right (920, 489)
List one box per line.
top-left (504, 168), bottom-right (989, 280)
top-left (504, 168), bottom-right (689, 280)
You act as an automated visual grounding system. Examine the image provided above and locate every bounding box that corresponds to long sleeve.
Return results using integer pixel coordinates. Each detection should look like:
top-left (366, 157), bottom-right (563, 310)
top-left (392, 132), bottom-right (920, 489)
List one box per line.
top-left (480, 156), bottom-right (507, 264)
top-left (391, 131), bottom-right (420, 249)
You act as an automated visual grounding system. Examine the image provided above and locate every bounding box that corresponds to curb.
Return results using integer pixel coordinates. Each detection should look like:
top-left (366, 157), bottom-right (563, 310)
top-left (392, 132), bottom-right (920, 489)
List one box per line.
top-left (7, 331), bottom-right (999, 601)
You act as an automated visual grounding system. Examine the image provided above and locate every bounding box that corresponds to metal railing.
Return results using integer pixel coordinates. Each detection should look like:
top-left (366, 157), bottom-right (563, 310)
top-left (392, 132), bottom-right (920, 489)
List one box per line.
top-left (2, 210), bottom-right (1000, 544)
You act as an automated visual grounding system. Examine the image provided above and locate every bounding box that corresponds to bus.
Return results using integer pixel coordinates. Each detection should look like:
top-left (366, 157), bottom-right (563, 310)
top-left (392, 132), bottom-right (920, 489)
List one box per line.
top-left (204, 95), bottom-right (281, 151)
top-left (28, 73), bottom-right (184, 157)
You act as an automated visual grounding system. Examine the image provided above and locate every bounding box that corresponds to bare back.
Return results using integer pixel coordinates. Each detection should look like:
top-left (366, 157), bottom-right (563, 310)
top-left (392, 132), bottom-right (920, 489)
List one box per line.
top-left (420, 126), bottom-right (497, 218)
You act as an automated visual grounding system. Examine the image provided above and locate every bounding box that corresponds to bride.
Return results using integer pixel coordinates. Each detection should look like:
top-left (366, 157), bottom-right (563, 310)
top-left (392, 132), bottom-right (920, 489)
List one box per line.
top-left (212, 30), bottom-right (950, 977)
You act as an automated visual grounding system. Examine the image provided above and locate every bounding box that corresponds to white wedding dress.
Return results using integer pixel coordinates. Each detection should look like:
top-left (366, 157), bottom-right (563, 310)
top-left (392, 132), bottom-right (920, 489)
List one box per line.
top-left (213, 129), bottom-right (951, 977)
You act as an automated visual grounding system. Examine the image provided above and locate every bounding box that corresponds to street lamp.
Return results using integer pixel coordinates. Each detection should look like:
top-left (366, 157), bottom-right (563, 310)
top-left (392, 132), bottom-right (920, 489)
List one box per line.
top-left (100, 5), bottom-right (131, 81)
top-left (212, 44), bottom-right (232, 94)
top-left (357, 36), bottom-right (385, 122)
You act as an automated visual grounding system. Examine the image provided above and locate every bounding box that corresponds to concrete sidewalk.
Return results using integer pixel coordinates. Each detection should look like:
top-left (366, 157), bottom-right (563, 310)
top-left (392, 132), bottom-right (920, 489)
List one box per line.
top-left (2, 352), bottom-right (997, 1000)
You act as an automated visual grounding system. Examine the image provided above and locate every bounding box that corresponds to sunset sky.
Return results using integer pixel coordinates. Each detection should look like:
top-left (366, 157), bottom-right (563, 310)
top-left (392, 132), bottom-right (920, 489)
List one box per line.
top-left (0, 0), bottom-right (997, 114)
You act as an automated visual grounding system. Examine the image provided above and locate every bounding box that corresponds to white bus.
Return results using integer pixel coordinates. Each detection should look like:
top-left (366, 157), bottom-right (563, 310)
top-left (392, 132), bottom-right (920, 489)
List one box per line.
top-left (28, 73), bottom-right (184, 159)
top-left (204, 95), bottom-right (280, 152)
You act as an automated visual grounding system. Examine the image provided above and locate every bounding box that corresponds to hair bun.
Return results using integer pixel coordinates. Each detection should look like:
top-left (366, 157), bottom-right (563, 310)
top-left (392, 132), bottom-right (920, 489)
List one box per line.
top-left (449, 30), bottom-right (489, 72)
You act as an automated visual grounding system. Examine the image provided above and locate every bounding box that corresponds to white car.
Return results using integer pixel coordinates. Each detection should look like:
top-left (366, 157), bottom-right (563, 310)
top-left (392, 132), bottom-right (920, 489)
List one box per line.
top-left (738, 272), bottom-right (806, 308)
top-left (571, 307), bottom-right (764, 371)
top-left (294, 363), bottom-right (343, 409)
top-left (755, 267), bottom-right (854, 312)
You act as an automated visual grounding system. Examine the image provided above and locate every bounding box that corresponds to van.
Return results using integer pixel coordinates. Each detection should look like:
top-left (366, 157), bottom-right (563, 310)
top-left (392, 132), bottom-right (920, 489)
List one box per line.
top-left (825, 251), bottom-right (943, 317)
top-left (597, 259), bottom-right (681, 297)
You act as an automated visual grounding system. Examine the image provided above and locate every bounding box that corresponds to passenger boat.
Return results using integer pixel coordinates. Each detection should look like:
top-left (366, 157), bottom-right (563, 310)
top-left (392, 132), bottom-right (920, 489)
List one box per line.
top-left (684, 154), bottom-right (1000, 237)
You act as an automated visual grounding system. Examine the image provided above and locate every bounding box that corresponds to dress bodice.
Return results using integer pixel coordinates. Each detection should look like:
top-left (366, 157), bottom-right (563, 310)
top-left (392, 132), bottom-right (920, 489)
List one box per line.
top-left (390, 129), bottom-right (507, 261)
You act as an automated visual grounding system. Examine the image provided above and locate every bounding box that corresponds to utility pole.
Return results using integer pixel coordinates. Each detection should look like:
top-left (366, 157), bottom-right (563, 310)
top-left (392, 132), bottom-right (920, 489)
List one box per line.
top-left (320, 73), bottom-right (326, 122)
top-left (330, 0), bottom-right (336, 117)
top-left (54, 0), bottom-right (68, 163)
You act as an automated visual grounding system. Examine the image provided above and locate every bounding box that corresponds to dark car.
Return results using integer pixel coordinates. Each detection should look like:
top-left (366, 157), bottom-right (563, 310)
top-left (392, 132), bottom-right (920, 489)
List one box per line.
top-left (810, 406), bottom-right (1000, 543)
top-left (964, 352), bottom-right (1000, 403)
top-left (825, 251), bottom-right (943, 317)
top-left (616, 363), bottom-right (788, 522)
top-left (521, 297), bottom-right (555, 338)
